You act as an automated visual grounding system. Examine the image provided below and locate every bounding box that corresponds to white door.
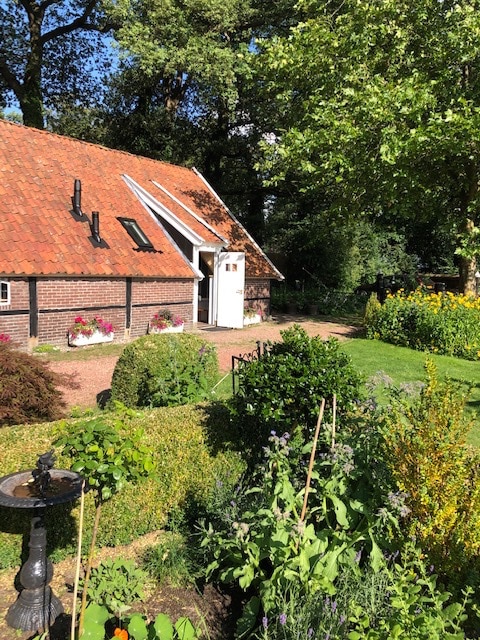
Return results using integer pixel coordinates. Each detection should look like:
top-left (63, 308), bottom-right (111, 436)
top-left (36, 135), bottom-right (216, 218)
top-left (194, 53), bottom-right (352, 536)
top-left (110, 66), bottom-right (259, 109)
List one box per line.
top-left (216, 252), bottom-right (245, 328)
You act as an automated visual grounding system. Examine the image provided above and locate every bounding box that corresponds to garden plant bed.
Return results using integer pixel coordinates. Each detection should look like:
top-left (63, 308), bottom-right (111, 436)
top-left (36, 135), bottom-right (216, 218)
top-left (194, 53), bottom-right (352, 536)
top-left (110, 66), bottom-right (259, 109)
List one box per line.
top-left (0, 531), bottom-right (237, 640)
top-left (2, 313), bottom-right (478, 638)
top-left (0, 315), bottom-right (361, 640)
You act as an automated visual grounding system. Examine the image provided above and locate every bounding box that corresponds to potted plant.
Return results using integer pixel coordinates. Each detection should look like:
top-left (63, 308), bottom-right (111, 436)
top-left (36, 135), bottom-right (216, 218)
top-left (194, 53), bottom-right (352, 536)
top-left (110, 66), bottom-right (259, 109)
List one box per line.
top-left (68, 315), bottom-right (115, 347)
top-left (243, 307), bottom-right (262, 326)
top-left (148, 309), bottom-right (184, 334)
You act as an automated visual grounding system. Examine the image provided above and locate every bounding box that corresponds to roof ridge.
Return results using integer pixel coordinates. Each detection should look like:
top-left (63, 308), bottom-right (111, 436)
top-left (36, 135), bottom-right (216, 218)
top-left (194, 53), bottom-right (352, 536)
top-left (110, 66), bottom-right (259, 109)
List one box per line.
top-left (0, 119), bottom-right (195, 172)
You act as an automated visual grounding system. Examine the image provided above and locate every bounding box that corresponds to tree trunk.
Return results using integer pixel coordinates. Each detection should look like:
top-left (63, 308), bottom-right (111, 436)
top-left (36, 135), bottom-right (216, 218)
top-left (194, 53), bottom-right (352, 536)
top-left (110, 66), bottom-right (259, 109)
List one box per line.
top-left (18, 1), bottom-right (45, 128)
top-left (20, 89), bottom-right (44, 129)
top-left (458, 163), bottom-right (479, 295)
top-left (459, 254), bottom-right (477, 295)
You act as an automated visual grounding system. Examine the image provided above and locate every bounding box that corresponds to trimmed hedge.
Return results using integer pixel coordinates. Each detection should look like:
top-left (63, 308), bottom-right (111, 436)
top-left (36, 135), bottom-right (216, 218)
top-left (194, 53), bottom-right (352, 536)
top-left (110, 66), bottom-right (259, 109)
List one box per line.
top-left (0, 404), bottom-right (243, 570)
top-left (110, 334), bottom-right (219, 408)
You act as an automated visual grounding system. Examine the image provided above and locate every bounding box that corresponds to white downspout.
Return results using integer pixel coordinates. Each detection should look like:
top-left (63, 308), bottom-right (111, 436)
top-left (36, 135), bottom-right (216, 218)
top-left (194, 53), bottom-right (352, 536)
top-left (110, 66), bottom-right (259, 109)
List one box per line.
top-left (212, 249), bottom-right (221, 326)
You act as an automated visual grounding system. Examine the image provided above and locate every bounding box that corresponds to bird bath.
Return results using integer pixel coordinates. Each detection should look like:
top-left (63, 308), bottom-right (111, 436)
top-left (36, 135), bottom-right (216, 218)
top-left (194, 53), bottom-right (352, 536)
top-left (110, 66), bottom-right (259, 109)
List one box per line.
top-left (0, 451), bottom-right (84, 633)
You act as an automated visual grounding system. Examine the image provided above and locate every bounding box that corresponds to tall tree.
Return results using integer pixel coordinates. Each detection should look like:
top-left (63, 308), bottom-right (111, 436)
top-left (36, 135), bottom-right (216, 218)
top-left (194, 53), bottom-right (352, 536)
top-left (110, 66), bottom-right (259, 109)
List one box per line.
top-left (98, 0), bottom-right (301, 236)
top-left (257, 0), bottom-right (480, 292)
top-left (0, 0), bottom-right (114, 128)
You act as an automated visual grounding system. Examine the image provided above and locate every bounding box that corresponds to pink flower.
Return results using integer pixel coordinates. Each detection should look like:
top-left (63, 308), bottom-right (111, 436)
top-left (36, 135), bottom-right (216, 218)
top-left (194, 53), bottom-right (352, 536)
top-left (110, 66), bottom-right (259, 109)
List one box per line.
top-left (150, 309), bottom-right (184, 330)
top-left (68, 315), bottom-right (114, 339)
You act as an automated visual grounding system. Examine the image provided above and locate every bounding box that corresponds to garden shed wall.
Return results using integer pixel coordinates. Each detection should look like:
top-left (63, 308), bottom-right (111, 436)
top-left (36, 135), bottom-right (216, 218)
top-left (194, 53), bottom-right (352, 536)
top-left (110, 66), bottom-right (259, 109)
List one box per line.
top-left (0, 276), bottom-right (194, 350)
top-left (244, 279), bottom-right (271, 317)
top-left (0, 278), bottom-right (30, 344)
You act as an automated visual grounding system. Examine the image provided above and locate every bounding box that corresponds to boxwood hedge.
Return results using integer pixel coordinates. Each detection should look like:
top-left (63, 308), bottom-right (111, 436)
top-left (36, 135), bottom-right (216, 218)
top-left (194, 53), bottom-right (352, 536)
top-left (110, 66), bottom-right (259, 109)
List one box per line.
top-left (110, 334), bottom-right (219, 408)
top-left (0, 404), bottom-right (243, 570)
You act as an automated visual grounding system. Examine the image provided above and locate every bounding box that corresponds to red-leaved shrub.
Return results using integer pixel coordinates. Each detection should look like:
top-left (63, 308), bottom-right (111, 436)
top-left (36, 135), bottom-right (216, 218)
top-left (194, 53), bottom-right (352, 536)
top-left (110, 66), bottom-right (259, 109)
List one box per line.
top-left (0, 342), bottom-right (67, 426)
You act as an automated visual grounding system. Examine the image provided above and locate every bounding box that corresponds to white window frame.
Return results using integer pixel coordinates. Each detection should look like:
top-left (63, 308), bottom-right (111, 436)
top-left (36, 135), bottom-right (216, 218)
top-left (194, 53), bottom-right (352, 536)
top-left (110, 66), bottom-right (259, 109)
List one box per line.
top-left (0, 281), bottom-right (10, 305)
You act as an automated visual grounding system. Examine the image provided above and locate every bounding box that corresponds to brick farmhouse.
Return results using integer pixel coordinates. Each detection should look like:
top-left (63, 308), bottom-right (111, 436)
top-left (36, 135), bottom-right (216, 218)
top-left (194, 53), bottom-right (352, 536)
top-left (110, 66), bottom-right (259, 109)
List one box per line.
top-left (0, 120), bottom-right (283, 350)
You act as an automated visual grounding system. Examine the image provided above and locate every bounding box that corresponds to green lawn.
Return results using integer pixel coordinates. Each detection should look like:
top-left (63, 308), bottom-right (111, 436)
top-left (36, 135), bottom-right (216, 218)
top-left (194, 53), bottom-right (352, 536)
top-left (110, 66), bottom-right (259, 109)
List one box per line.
top-left (342, 337), bottom-right (480, 446)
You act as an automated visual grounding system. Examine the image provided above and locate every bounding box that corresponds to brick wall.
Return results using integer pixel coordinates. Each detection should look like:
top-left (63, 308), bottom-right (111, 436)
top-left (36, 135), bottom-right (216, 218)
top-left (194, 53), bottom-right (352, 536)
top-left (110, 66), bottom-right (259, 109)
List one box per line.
top-left (130, 279), bottom-right (193, 337)
top-left (244, 279), bottom-right (271, 317)
top-left (37, 278), bottom-right (127, 346)
top-left (0, 278), bottom-right (30, 343)
top-left (0, 275), bottom-right (272, 349)
top-left (0, 276), bottom-right (195, 350)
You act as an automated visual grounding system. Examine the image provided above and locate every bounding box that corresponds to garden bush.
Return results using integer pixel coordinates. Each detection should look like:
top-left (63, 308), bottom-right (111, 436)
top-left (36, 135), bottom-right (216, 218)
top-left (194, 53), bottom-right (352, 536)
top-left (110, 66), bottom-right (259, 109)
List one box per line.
top-left (0, 341), bottom-right (67, 426)
top-left (230, 325), bottom-right (363, 451)
top-left (365, 289), bottom-right (480, 359)
top-left (110, 334), bottom-right (219, 408)
top-left (0, 404), bottom-right (244, 570)
top-left (83, 557), bottom-right (147, 618)
top-left (377, 360), bottom-right (480, 586)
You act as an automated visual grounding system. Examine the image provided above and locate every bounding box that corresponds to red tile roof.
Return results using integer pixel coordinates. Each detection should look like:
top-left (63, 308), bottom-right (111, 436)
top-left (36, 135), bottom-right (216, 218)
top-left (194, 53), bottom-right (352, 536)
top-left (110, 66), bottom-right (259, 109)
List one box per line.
top-left (0, 121), bottom-right (282, 280)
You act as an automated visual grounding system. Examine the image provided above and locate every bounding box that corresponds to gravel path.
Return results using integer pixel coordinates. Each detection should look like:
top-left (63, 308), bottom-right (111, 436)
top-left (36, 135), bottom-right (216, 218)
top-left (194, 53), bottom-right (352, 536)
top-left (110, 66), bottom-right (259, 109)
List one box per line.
top-left (50, 314), bottom-right (360, 410)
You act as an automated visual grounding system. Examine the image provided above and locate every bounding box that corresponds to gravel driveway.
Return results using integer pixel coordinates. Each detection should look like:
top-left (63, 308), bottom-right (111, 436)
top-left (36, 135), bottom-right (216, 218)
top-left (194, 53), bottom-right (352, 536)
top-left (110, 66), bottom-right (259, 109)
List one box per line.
top-left (50, 314), bottom-right (360, 410)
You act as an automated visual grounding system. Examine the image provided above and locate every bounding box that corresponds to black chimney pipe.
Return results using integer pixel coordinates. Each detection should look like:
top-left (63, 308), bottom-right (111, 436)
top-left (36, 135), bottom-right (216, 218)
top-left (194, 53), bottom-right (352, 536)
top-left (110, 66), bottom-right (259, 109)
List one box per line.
top-left (72, 179), bottom-right (83, 216)
top-left (91, 211), bottom-right (101, 243)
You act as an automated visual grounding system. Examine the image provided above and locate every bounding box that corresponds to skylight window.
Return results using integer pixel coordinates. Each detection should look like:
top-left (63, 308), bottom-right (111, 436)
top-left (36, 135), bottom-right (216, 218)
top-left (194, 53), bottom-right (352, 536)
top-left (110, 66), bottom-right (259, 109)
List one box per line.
top-left (118, 217), bottom-right (154, 250)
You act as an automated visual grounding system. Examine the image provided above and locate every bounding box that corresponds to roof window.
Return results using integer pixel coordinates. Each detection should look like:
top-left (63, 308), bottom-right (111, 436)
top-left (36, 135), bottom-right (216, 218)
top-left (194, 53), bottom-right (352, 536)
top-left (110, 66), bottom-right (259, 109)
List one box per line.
top-left (118, 217), bottom-right (155, 251)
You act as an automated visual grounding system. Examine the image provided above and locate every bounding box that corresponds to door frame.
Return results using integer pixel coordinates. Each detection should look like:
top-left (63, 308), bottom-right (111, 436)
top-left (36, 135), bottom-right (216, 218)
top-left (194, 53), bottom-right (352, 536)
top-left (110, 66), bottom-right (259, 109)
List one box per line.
top-left (197, 249), bottom-right (246, 327)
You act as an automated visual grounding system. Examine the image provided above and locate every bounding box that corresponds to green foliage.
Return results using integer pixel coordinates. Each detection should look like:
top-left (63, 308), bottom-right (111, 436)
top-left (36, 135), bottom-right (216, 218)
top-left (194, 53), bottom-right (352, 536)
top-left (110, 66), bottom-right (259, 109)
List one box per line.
top-left (271, 285), bottom-right (367, 316)
top-left (54, 415), bottom-right (154, 504)
top-left (200, 427), bottom-right (391, 634)
top-left (363, 293), bottom-right (381, 328)
top-left (231, 325), bottom-right (363, 449)
top-left (200, 423), bottom-right (472, 638)
top-left (57, 413), bottom-right (156, 637)
top-left (365, 289), bottom-right (480, 360)
top-left (32, 343), bottom-right (60, 353)
top-left (83, 558), bottom-right (147, 618)
top-left (142, 532), bottom-right (199, 587)
top-left (340, 338), bottom-right (480, 446)
top-left (256, 0), bottom-right (480, 285)
top-left (110, 334), bottom-right (219, 408)
top-left (378, 360), bottom-right (480, 581)
top-left (0, 0), bottom-right (112, 128)
top-left (256, 549), bottom-right (471, 639)
top-left (267, 207), bottom-right (416, 293)
top-left (0, 341), bottom-right (67, 426)
top-left (109, 0), bottom-right (252, 115)
top-left (82, 606), bottom-right (200, 639)
top-left (0, 405), bottom-right (243, 569)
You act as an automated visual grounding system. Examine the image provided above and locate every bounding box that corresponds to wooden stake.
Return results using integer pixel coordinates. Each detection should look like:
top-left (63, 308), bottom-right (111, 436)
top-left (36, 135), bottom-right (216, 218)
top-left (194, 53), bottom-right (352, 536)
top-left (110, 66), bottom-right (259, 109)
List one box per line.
top-left (71, 479), bottom-right (85, 640)
top-left (300, 398), bottom-right (325, 523)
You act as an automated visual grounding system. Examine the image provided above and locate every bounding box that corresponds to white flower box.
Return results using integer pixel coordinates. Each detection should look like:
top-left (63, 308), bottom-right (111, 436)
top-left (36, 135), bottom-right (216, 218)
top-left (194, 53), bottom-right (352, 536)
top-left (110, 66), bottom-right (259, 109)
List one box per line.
top-left (243, 314), bottom-right (262, 326)
top-left (149, 324), bottom-right (184, 334)
top-left (68, 330), bottom-right (114, 347)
